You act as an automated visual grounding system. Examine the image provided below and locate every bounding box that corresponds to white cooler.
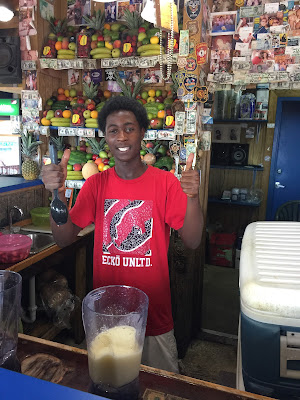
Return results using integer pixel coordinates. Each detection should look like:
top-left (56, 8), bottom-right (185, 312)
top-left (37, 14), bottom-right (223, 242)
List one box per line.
top-left (236, 222), bottom-right (300, 399)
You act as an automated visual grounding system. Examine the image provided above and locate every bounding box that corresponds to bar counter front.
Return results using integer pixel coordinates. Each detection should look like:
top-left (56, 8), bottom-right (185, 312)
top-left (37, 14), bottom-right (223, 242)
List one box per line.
top-left (9, 334), bottom-right (274, 400)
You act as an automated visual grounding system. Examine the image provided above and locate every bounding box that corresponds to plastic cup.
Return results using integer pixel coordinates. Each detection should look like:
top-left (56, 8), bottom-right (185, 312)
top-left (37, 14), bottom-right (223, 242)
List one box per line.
top-left (0, 270), bottom-right (22, 372)
top-left (82, 285), bottom-right (149, 400)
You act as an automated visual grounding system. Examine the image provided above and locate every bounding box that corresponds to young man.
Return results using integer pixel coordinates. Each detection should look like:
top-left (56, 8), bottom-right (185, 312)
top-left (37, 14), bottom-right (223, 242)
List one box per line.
top-left (42, 96), bottom-right (203, 373)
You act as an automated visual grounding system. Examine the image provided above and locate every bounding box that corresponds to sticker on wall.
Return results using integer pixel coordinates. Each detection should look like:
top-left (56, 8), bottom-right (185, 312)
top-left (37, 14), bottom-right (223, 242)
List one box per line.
top-left (177, 57), bottom-right (187, 69)
top-left (194, 86), bottom-right (208, 103)
top-left (185, 57), bottom-right (197, 72)
top-left (183, 74), bottom-right (197, 92)
top-left (196, 43), bottom-right (208, 65)
top-left (235, 0), bottom-right (244, 7)
top-left (186, 0), bottom-right (201, 20)
top-left (187, 20), bottom-right (199, 36)
top-left (179, 30), bottom-right (190, 57)
top-left (189, 40), bottom-right (196, 55)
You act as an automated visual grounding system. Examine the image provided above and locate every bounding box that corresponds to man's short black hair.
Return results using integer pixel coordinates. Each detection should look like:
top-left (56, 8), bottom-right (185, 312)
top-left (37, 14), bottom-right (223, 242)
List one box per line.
top-left (98, 96), bottom-right (149, 133)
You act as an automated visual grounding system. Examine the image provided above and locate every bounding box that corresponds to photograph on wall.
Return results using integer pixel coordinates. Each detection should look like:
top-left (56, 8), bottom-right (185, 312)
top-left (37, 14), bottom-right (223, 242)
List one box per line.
top-left (105, 2), bottom-right (117, 22)
top-left (143, 68), bottom-right (162, 84)
top-left (288, 6), bottom-right (300, 30)
top-left (24, 70), bottom-right (37, 90)
top-left (117, 1), bottom-right (142, 21)
top-left (19, 0), bottom-right (37, 7)
top-left (19, 8), bottom-right (37, 36)
top-left (210, 12), bottom-right (237, 35)
top-left (124, 69), bottom-right (141, 86)
top-left (274, 54), bottom-right (296, 70)
top-left (210, 59), bottom-right (232, 73)
top-left (251, 49), bottom-right (275, 64)
top-left (244, 0), bottom-right (262, 5)
top-left (256, 32), bottom-right (273, 49)
top-left (21, 50), bottom-right (38, 61)
top-left (67, 0), bottom-right (91, 26)
top-left (212, 124), bottom-right (241, 143)
top-left (212, 0), bottom-right (235, 12)
top-left (211, 35), bottom-right (233, 50)
top-left (250, 60), bottom-right (275, 72)
top-left (68, 69), bottom-right (80, 86)
top-left (39, 0), bottom-right (54, 20)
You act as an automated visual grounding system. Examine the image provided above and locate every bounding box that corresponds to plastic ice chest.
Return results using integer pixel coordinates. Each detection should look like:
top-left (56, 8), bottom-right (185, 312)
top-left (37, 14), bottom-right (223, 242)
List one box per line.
top-left (239, 221), bottom-right (300, 399)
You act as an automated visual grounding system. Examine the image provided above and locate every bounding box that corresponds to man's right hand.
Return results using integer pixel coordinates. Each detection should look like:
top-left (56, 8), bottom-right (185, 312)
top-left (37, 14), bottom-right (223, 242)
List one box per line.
top-left (41, 149), bottom-right (70, 193)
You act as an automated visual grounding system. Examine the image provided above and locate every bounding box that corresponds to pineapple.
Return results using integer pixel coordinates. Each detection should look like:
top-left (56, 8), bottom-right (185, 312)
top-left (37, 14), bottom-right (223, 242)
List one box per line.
top-left (83, 81), bottom-right (99, 102)
top-left (83, 10), bottom-right (105, 34)
top-left (114, 71), bottom-right (144, 98)
top-left (50, 136), bottom-right (65, 159)
top-left (85, 137), bottom-right (106, 156)
top-left (42, 17), bottom-right (67, 58)
top-left (21, 131), bottom-right (43, 181)
top-left (49, 17), bottom-right (67, 37)
top-left (122, 10), bottom-right (143, 56)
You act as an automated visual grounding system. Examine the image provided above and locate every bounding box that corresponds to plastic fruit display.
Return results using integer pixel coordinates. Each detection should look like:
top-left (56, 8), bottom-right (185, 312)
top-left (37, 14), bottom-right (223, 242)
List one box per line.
top-left (121, 9), bottom-right (143, 57)
top-left (77, 30), bottom-right (91, 58)
top-left (42, 17), bottom-right (67, 58)
top-left (71, 104), bottom-right (86, 127)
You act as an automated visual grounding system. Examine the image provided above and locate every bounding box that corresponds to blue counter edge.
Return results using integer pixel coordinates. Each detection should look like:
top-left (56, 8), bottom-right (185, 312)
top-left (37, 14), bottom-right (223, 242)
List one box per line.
top-left (0, 177), bottom-right (44, 193)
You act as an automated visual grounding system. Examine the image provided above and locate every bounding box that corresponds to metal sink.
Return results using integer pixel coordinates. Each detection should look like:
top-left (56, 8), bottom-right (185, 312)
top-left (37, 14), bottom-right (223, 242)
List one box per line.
top-left (22, 232), bottom-right (56, 255)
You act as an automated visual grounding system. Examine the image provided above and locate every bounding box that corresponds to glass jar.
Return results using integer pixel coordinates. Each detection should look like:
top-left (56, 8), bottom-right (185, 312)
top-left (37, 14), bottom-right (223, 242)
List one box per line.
top-left (76, 31), bottom-right (91, 58)
top-left (71, 103), bottom-right (86, 127)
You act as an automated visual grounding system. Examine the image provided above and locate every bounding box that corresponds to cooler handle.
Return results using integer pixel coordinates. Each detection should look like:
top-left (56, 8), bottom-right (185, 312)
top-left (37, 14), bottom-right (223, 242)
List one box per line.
top-left (280, 332), bottom-right (300, 379)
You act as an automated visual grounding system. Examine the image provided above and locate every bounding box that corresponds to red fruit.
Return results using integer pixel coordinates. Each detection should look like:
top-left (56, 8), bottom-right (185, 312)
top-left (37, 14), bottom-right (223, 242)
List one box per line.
top-left (146, 142), bottom-right (154, 148)
top-left (102, 158), bottom-right (109, 165)
top-left (138, 27), bottom-right (146, 33)
top-left (98, 35), bottom-right (104, 41)
top-left (136, 94), bottom-right (142, 100)
top-left (77, 98), bottom-right (85, 104)
top-left (92, 154), bottom-right (98, 160)
top-left (131, 41), bottom-right (137, 47)
top-left (87, 103), bottom-right (96, 111)
top-left (79, 145), bottom-right (86, 152)
top-left (126, 35), bottom-right (131, 41)
top-left (73, 163), bottom-right (82, 171)
top-left (132, 35), bottom-right (137, 41)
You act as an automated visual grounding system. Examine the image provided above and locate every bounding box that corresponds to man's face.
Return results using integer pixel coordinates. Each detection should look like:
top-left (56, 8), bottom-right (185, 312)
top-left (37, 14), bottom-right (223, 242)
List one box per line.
top-left (105, 110), bottom-right (145, 163)
top-left (261, 18), bottom-right (267, 26)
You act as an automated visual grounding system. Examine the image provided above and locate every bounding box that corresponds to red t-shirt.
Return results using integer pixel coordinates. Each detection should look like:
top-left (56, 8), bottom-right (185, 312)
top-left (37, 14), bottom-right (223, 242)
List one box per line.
top-left (69, 166), bottom-right (187, 336)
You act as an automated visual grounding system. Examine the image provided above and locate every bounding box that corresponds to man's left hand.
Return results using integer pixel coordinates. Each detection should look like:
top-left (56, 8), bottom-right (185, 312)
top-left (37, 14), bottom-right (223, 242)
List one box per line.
top-left (180, 153), bottom-right (200, 199)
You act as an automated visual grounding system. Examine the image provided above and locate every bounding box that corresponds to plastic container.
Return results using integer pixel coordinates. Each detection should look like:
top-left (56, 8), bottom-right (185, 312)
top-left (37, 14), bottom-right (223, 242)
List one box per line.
top-left (30, 207), bottom-right (50, 226)
top-left (76, 31), bottom-right (91, 58)
top-left (0, 234), bottom-right (32, 264)
top-left (209, 232), bottom-right (236, 267)
top-left (71, 103), bottom-right (86, 127)
top-left (121, 29), bottom-right (138, 57)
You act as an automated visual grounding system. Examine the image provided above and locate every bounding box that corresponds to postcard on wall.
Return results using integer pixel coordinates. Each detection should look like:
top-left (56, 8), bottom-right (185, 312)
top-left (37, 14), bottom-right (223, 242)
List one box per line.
top-left (105, 2), bottom-right (117, 22)
top-left (24, 70), bottom-right (37, 90)
top-left (212, 0), bottom-right (236, 13)
top-left (143, 68), bottom-right (163, 84)
top-left (67, 0), bottom-right (91, 26)
top-left (211, 35), bottom-right (233, 50)
top-left (39, 0), bottom-right (54, 20)
top-left (19, 0), bottom-right (37, 7)
top-left (256, 32), bottom-right (273, 49)
top-left (68, 69), bottom-right (80, 86)
top-left (244, 0), bottom-right (262, 5)
top-left (21, 50), bottom-right (38, 61)
top-left (210, 12), bottom-right (237, 36)
top-left (19, 8), bottom-right (37, 36)
top-left (117, 1), bottom-right (142, 21)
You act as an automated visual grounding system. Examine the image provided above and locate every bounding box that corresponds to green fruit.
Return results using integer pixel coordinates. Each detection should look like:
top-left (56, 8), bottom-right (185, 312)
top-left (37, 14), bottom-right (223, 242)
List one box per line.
top-left (97, 41), bottom-right (105, 47)
top-left (140, 150), bottom-right (147, 156)
top-left (57, 150), bottom-right (63, 159)
top-left (47, 99), bottom-right (53, 106)
top-left (85, 153), bottom-right (93, 160)
top-left (142, 38), bottom-right (150, 45)
top-left (141, 91), bottom-right (148, 100)
top-left (99, 150), bottom-right (108, 159)
top-left (147, 113), bottom-right (154, 120)
top-left (111, 23), bottom-right (121, 32)
top-left (157, 145), bottom-right (167, 156)
top-left (109, 160), bottom-right (115, 167)
top-left (157, 103), bottom-right (164, 110)
top-left (155, 90), bottom-right (162, 97)
top-left (67, 164), bottom-right (73, 171)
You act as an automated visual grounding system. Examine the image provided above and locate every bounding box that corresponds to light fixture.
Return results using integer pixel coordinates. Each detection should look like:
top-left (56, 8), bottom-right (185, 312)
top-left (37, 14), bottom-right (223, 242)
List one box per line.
top-left (0, 6), bottom-right (14, 22)
top-left (141, 0), bottom-right (157, 25)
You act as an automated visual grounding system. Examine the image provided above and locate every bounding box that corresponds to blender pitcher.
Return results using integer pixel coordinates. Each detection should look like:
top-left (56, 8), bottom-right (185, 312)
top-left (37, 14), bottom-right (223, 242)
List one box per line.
top-left (0, 270), bottom-right (22, 372)
top-left (82, 285), bottom-right (149, 400)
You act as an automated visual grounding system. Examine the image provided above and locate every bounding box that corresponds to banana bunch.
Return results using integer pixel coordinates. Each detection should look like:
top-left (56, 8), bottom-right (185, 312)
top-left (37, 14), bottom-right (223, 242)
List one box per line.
top-left (66, 171), bottom-right (83, 180)
top-left (90, 48), bottom-right (112, 59)
top-left (85, 118), bottom-right (99, 128)
top-left (57, 49), bottom-right (76, 59)
top-left (50, 118), bottom-right (71, 127)
top-left (137, 44), bottom-right (164, 57)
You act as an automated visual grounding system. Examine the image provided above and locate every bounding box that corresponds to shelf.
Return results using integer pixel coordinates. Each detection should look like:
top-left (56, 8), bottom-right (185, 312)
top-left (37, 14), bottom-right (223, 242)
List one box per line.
top-left (208, 197), bottom-right (261, 207)
top-left (213, 119), bottom-right (267, 124)
top-left (210, 165), bottom-right (264, 171)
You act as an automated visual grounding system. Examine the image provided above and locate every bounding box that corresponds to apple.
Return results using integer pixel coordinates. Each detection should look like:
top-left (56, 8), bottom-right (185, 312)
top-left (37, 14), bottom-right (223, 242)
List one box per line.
top-left (68, 42), bottom-right (76, 51)
top-left (147, 97), bottom-right (155, 103)
top-left (147, 113), bottom-right (154, 120)
top-left (73, 163), bottom-right (82, 171)
top-left (136, 94), bottom-right (142, 100)
top-left (87, 103), bottom-right (95, 111)
top-left (113, 39), bottom-right (121, 48)
top-left (155, 90), bottom-right (162, 97)
top-left (141, 91), bottom-right (148, 100)
top-left (138, 32), bottom-right (147, 42)
top-left (102, 158), bottom-right (109, 165)
top-left (92, 154), bottom-right (98, 161)
top-left (103, 165), bottom-right (110, 171)
top-left (55, 109), bottom-right (63, 118)
top-left (97, 35), bottom-right (104, 41)
top-left (112, 48), bottom-right (121, 58)
top-left (69, 89), bottom-right (76, 97)
top-left (92, 34), bottom-right (98, 41)
top-left (138, 27), bottom-right (146, 33)
top-left (79, 145), bottom-right (86, 152)
top-left (61, 41), bottom-right (69, 50)
top-left (150, 118), bottom-right (163, 129)
top-left (77, 98), bottom-right (85, 104)
top-left (83, 110), bottom-right (91, 119)
top-left (155, 96), bottom-right (164, 103)
top-left (57, 36), bottom-right (63, 42)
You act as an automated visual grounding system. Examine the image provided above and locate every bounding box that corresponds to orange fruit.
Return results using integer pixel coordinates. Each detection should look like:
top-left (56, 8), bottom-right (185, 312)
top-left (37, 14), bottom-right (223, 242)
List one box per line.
top-left (157, 110), bottom-right (165, 118)
top-left (91, 110), bottom-right (98, 119)
top-left (169, 169), bottom-right (175, 174)
top-left (103, 90), bottom-right (111, 99)
top-left (55, 41), bottom-right (62, 50)
top-left (104, 23), bottom-right (111, 30)
top-left (57, 88), bottom-right (65, 95)
top-left (57, 94), bottom-right (67, 101)
top-left (97, 162), bottom-right (105, 172)
top-left (41, 117), bottom-right (51, 126)
top-left (94, 158), bottom-right (103, 165)
top-left (150, 36), bottom-right (159, 44)
top-left (62, 110), bottom-right (71, 119)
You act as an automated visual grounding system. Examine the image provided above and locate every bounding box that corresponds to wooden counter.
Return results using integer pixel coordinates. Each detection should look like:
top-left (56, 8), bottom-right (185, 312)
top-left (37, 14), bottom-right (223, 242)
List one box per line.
top-left (17, 334), bottom-right (274, 400)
